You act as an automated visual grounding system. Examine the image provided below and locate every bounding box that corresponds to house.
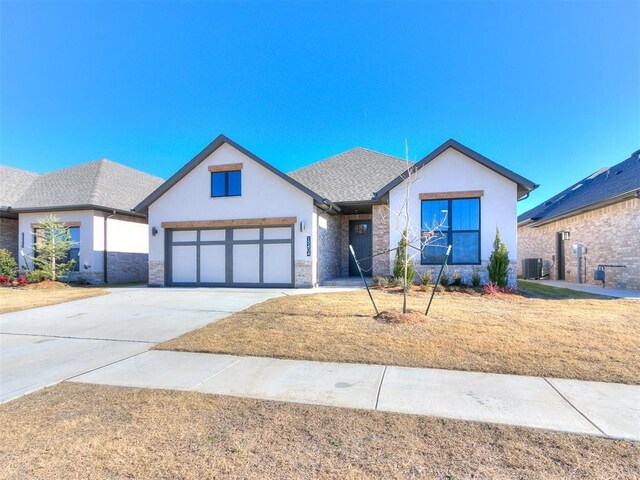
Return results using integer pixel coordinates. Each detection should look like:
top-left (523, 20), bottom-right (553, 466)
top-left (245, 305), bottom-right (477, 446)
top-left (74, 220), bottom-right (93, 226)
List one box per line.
top-left (518, 148), bottom-right (640, 289)
top-left (136, 134), bottom-right (536, 288)
top-left (0, 160), bottom-right (164, 284)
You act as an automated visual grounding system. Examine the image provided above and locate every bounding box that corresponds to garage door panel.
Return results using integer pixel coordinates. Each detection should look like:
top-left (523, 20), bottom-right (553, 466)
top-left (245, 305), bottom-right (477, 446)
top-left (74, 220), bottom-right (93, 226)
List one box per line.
top-left (200, 229), bottom-right (225, 241)
top-left (173, 230), bottom-right (197, 242)
top-left (233, 228), bottom-right (260, 241)
top-left (263, 227), bottom-right (291, 240)
top-left (233, 244), bottom-right (260, 283)
top-left (263, 243), bottom-right (292, 284)
top-left (200, 245), bottom-right (226, 283)
top-left (171, 246), bottom-right (197, 283)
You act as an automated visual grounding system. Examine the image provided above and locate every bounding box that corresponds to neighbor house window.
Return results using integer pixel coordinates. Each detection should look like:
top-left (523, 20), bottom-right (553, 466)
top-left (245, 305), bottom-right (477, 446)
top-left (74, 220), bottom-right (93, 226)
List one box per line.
top-left (421, 198), bottom-right (480, 265)
top-left (211, 170), bottom-right (241, 197)
top-left (33, 225), bottom-right (80, 271)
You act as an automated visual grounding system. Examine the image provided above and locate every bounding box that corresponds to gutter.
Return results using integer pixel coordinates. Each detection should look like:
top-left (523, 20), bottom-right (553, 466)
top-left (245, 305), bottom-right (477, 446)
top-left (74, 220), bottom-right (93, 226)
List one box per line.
top-left (103, 211), bottom-right (117, 284)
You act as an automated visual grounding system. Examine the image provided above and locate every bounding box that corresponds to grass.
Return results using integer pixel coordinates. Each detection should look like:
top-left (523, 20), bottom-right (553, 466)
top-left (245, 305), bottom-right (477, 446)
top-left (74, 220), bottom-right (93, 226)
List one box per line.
top-left (1, 383), bottom-right (637, 479)
top-left (0, 282), bottom-right (106, 314)
top-left (157, 285), bottom-right (640, 384)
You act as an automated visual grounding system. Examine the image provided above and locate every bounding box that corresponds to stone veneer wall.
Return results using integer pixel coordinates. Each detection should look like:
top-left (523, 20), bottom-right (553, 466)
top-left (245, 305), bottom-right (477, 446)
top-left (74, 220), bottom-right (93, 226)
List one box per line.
top-left (0, 217), bottom-right (19, 261)
top-left (317, 213), bottom-right (341, 281)
top-left (294, 260), bottom-right (314, 287)
top-left (340, 214), bottom-right (373, 277)
top-left (149, 260), bottom-right (165, 287)
top-left (517, 197), bottom-right (640, 289)
top-left (372, 204), bottom-right (390, 277)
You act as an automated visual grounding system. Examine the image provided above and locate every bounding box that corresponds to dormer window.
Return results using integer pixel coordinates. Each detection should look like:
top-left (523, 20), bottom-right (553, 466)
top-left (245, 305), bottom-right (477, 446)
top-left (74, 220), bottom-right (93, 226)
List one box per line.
top-left (209, 163), bottom-right (243, 197)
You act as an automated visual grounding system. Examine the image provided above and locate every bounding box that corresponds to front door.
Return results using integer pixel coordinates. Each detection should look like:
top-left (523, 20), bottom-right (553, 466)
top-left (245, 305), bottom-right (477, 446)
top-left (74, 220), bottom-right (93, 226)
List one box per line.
top-left (349, 220), bottom-right (372, 276)
top-left (556, 232), bottom-right (566, 280)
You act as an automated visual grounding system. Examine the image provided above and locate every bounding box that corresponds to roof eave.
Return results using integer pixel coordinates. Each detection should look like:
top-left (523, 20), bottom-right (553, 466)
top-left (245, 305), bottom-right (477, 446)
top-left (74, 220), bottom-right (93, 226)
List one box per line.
top-left (10, 205), bottom-right (148, 218)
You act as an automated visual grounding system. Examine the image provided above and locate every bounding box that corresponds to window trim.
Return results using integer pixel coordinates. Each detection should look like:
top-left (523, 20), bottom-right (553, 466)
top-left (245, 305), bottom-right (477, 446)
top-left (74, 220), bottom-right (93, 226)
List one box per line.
top-left (420, 197), bottom-right (481, 265)
top-left (211, 170), bottom-right (242, 198)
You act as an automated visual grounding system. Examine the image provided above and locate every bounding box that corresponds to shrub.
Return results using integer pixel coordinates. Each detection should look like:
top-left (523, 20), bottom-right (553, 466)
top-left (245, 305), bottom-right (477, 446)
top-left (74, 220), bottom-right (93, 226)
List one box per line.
top-left (372, 276), bottom-right (389, 288)
top-left (483, 284), bottom-right (517, 295)
top-left (420, 270), bottom-right (432, 286)
top-left (26, 270), bottom-right (49, 283)
top-left (393, 229), bottom-right (415, 286)
top-left (452, 270), bottom-right (462, 286)
top-left (487, 228), bottom-right (510, 288)
top-left (0, 248), bottom-right (18, 280)
top-left (0, 274), bottom-right (10, 285)
top-left (471, 268), bottom-right (481, 288)
top-left (15, 275), bottom-right (27, 287)
top-left (439, 271), bottom-right (449, 287)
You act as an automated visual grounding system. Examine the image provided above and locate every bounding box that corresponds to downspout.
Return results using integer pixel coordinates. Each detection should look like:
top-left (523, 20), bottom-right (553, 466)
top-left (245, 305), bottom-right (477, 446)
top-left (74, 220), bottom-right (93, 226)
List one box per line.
top-left (103, 211), bottom-right (116, 283)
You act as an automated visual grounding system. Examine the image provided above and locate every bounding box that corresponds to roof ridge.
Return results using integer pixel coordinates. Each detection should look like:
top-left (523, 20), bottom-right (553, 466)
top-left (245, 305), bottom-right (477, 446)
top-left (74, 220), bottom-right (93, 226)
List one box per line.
top-left (289, 146), bottom-right (408, 175)
top-left (87, 159), bottom-right (106, 205)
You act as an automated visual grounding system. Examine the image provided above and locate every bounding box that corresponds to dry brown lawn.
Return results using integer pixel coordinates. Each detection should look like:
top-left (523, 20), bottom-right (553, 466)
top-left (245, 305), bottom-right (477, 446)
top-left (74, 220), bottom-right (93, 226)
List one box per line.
top-left (0, 282), bottom-right (106, 314)
top-left (158, 287), bottom-right (640, 384)
top-left (1, 383), bottom-right (638, 480)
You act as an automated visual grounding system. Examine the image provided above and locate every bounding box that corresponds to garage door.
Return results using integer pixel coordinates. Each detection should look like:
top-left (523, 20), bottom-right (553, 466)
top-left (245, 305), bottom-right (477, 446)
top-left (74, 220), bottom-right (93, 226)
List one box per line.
top-left (167, 226), bottom-right (294, 287)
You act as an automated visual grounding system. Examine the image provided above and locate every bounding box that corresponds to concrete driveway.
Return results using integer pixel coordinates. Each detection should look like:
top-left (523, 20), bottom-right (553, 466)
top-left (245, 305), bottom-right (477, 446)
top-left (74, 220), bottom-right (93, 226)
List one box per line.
top-left (0, 287), bottom-right (286, 403)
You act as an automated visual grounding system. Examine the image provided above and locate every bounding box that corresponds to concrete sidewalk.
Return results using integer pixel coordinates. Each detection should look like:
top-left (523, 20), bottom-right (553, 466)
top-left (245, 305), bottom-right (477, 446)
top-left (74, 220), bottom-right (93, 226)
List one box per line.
top-left (524, 279), bottom-right (640, 299)
top-left (69, 350), bottom-right (640, 442)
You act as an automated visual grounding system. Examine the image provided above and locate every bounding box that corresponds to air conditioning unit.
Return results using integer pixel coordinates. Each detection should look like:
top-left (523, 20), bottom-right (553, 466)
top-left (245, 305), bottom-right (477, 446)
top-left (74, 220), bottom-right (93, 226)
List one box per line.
top-left (522, 258), bottom-right (543, 279)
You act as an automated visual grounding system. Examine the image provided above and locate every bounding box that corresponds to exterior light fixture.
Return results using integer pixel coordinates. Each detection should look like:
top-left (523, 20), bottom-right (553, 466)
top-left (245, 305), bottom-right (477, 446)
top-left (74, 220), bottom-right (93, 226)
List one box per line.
top-left (152, 227), bottom-right (158, 236)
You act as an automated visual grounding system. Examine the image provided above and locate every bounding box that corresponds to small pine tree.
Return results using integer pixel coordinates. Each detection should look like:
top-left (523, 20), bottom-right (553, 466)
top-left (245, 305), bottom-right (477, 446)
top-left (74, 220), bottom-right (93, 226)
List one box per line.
top-left (30, 215), bottom-right (77, 281)
top-left (393, 229), bottom-right (415, 285)
top-left (487, 228), bottom-right (510, 288)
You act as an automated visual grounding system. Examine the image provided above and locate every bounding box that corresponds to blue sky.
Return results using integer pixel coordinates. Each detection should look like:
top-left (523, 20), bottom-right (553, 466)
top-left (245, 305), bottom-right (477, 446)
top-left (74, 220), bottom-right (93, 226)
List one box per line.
top-left (1, 1), bottom-right (639, 214)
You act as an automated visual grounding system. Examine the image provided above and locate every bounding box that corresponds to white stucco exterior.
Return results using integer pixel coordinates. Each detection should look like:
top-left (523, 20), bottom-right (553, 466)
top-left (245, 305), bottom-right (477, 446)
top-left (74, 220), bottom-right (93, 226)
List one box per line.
top-left (147, 143), bottom-right (317, 287)
top-left (18, 209), bottom-right (149, 283)
top-left (388, 147), bottom-right (519, 284)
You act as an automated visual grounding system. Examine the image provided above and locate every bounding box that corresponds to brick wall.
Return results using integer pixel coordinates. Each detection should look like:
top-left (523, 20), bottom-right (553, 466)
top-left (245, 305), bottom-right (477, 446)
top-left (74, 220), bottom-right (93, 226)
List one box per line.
top-left (317, 213), bottom-right (341, 281)
top-left (518, 197), bottom-right (640, 289)
top-left (0, 217), bottom-right (18, 261)
top-left (372, 204), bottom-right (390, 276)
top-left (107, 252), bottom-right (149, 284)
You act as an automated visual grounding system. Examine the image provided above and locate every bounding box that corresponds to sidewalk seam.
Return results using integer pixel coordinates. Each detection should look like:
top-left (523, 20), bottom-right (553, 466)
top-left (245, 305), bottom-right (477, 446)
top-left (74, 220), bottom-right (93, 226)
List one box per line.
top-left (375, 366), bottom-right (387, 410)
top-left (543, 377), bottom-right (607, 436)
top-left (188, 358), bottom-right (244, 391)
top-left (64, 350), bottom-right (149, 383)
top-left (0, 332), bottom-right (154, 344)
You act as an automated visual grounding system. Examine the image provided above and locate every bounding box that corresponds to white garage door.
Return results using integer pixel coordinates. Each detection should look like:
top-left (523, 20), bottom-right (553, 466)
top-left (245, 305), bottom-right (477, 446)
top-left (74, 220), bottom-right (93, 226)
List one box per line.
top-left (167, 225), bottom-right (293, 287)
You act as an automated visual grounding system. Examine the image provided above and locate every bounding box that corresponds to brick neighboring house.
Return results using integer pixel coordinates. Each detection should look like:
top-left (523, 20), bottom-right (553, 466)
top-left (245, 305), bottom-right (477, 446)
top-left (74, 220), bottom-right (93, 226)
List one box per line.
top-left (518, 149), bottom-right (640, 289)
top-left (0, 160), bottom-right (163, 284)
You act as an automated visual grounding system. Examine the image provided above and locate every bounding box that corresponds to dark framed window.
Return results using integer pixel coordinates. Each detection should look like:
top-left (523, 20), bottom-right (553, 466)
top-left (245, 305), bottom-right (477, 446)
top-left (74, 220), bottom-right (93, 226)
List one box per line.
top-left (211, 170), bottom-right (241, 197)
top-left (421, 197), bottom-right (480, 265)
top-left (33, 225), bottom-right (80, 271)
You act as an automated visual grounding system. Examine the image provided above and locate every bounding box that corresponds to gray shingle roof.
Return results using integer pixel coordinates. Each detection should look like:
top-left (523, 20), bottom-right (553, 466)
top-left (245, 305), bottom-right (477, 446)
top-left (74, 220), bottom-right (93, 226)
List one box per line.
top-left (518, 149), bottom-right (640, 225)
top-left (10, 159), bottom-right (164, 213)
top-left (0, 166), bottom-right (39, 208)
top-left (288, 147), bottom-right (410, 202)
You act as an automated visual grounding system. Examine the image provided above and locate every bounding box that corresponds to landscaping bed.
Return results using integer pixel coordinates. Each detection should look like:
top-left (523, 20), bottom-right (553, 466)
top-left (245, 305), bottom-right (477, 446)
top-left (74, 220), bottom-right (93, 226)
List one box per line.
top-left (157, 284), bottom-right (640, 384)
top-left (1, 383), bottom-right (637, 479)
top-left (0, 282), bottom-right (106, 314)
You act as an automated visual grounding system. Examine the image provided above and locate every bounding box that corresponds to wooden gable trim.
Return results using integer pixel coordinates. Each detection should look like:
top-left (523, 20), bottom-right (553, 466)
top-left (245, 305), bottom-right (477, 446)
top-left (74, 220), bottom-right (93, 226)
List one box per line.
top-left (419, 190), bottom-right (484, 200)
top-left (31, 221), bottom-right (81, 229)
top-left (207, 163), bottom-right (244, 173)
top-left (161, 217), bottom-right (297, 229)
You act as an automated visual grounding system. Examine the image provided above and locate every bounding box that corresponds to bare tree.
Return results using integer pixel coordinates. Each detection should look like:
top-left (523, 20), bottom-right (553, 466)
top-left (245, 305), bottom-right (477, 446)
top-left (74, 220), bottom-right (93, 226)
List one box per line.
top-left (381, 140), bottom-right (448, 314)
